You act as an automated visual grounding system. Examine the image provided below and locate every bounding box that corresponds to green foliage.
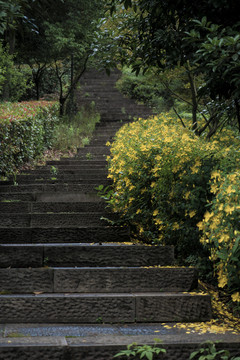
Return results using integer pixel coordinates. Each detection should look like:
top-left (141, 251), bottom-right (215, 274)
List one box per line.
top-left (12, 0), bottom-right (104, 112)
top-left (0, 43), bottom-right (31, 101)
top-left (189, 341), bottom-right (240, 360)
top-left (114, 341), bottom-right (166, 360)
top-left (108, 0), bottom-right (240, 137)
top-left (114, 341), bottom-right (239, 360)
top-left (106, 114), bottom-right (240, 290)
top-left (52, 105), bottom-right (100, 152)
top-left (186, 18), bottom-right (240, 102)
top-left (0, 101), bottom-right (58, 177)
top-left (117, 66), bottom-right (196, 113)
top-left (198, 163), bottom-right (240, 303)
top-left (116, 68), bottom-right (170, 111)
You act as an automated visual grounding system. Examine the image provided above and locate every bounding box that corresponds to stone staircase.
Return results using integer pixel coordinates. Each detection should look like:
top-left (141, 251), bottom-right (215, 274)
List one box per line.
top-left (0, 83), bottom-right (239, 358)
top-left (75, 68), bottom-right (153, 121)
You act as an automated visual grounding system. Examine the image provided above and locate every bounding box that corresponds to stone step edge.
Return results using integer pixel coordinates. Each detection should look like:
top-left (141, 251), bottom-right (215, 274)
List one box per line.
top-left (0, 243), bottom-right (174, 267)
top-left (0, 183), bottom-right (108, 192)
top-left (0, 266), bottom-right (198, 293)
top-left (0, 226), bottom-right (130, 244)
top-left (0, 202), bottom-right (108, 213)
top-left (0, 292), bottom-right (212, 323)
top-left (0, 333), bottom-right (239, 345)
top-left (0, 334), bottom-right (239, 360)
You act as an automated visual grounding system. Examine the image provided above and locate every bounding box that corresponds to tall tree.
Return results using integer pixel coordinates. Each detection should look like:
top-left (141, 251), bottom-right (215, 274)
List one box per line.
top-left (1, 0), bottom-right (104, 112)
top-left (109, 0), bottom-right (240, 137)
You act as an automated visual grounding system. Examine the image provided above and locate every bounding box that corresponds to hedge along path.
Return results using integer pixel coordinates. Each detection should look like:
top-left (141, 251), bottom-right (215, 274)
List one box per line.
top-left (0, 101), bottom-right (58, 178)
top-left (0, 69), bottom-right (239, 360)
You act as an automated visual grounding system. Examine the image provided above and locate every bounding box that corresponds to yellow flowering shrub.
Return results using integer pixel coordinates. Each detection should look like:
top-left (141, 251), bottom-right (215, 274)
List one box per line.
top-left (107, 114), bottom-right (240, 302)
top-left (108, 114), bottom-right (218, 261)
top-left (198, 169), bottom-right (240, 304)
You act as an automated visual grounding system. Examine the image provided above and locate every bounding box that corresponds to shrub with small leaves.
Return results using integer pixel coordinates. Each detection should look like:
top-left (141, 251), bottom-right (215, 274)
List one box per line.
top-left (114, 341), bottom-right (166, 360)
top-left (107, 113), bottom-right (240, 295)
top-left (198, 167), bottom-right (240, 304)
top-left (189, 340), bottom-right (240, 360)
top-left (0, 101), bottom-right (58, 177)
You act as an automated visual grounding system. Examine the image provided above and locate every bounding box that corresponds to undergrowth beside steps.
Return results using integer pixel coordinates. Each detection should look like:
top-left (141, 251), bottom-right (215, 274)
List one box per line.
top-left (106, 114), bottom-right (240, 309)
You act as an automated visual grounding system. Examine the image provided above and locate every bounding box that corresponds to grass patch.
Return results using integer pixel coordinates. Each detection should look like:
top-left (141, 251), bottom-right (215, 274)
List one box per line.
top-left (52, 105), bottom-right (100, 153)
top-left (18, 105), bottom-right (100, 172)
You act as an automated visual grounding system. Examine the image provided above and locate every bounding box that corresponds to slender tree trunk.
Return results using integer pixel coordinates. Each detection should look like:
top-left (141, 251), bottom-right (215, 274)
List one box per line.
top-left (187, 70), bottom-right (198, 133)
top-left (235, 99), bottom-right (240, 133)
top-left (2, 20), bottom-right (16, 100)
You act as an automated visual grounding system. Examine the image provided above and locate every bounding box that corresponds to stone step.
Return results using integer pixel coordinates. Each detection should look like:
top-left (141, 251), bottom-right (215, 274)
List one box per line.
top-left (90, 131), bottom-right (120, 136)
top-left (91, 134), bottom-right (115, 138)
top-left (95, 122), bottom-right (129, 128)
top-left (0, 244), bottom-right (174, 268)
top-left (0, 177), bottom-right (109, 185)
top-left (36, 165), bottom-right (108, 171)
top-left (0, 292), bottom-right (212, 323)
top-left (0, 183), bottom-right (106, 194)
top-left (46, 159), bottom-right (107, 166)
top-left (77, 146), bottom-right (110, 155)
top-left (75, 155), bottom-right (108, 160)
top-left (20, 169), bottom-right (108, 175)
top-left (89, 139), bottom-right (113, 145)
top-left (0, 267), bottom-right (198, 294)
top-left (0, 333), bottom-right (239, 360)
top-left (0, 201), bottom-right (107, 213)
top-left (84, 100), bottom-right (151, 111)
top-left (0, 212), bottom-right (117, 228)
top-left (0, 191), bottom-right (101, 202)
top-left (3, 173), bottom-right (108, 185)
top-left (0, 226), bottom-right (130, 244)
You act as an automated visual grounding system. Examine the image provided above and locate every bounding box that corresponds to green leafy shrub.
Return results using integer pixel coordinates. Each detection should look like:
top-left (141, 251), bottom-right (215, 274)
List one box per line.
top-left (189, 340), bottom-right (240, 360)
top-left (114, 341), bottom-right (166, 360)
top-left (116, 66), bottom-right (194, 113)
top-left (198, 166), bottom-right (240, 304)
top-left (52, 105), bottom-right (100, 152)
top-left (0, 44), bottom-right (32, 101)
top-left (113, 341), bottom-right (240, 360)
top-left (116, 68), bottom-right (175, 111)
top-left (106, 114), bottom-right (240, 297)
top-left (0, 101), bottom-right (58, 177)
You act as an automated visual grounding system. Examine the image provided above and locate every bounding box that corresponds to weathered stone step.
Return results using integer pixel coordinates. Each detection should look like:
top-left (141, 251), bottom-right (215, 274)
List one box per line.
top-left (37, 165), bottom-right (107, 170)
top-left (0, 226), bottom-right (130, 244)
top-left (75, 155), bottom-right (108, 161)
top-left (0, 333), bottom-right (239, 360)
top-left (96, 122), bottom-right (129, 128)
top-left (20, 169), bottom-right (108, 175)
top-left (91, 134), bottom-right (115, 138)
top-left (89, 139), bottom-right (113, 146)
top-left (0, 201), bottom-right (107, 213)
top-left (3, 173), bottom-right (108, 185)
top-left (1, 177), bottom-right (109, 185)
top-left (77, 147), bottom-right (110, 155)
top-left (0, 267), bottom-right (198, 294)
top-left (0, 183), bottom-right (106, 194)
top-left (81, 72), bottom-right (120, 80)
top-left (90, 129), bottom-right (121, 135)
top-left (79, 145), bottom-right (110, 151)
top-left (46, 159), bottom-right (107, 166)
top-left (0, 244), bottom-right (174, 267)
top-left (0, 292), bottom-right (212, 323)
top-left (0, 191), bottom-right (101, 202)
top-left (0, 212), bottom-right (116, 228)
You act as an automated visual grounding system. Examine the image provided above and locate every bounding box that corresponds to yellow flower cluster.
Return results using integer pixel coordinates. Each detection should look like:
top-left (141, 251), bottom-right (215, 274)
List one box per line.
top-left (199, 170), bottom-right (240, 303)
top-left (107, 113), bottom-right (240, 302)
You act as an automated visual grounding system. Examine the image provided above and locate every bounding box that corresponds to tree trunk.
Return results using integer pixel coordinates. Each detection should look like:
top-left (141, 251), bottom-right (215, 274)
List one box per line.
top-left (187, 70), bottom-right (198, 133)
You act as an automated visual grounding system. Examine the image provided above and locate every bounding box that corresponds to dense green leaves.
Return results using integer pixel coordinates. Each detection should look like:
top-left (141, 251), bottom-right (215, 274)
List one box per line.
top-left (0, 101), bottom-right (58, 177)
top-left (108, 0), bottom-right (240, 137)
top-left (0, 0), bottom-right (104, 111)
